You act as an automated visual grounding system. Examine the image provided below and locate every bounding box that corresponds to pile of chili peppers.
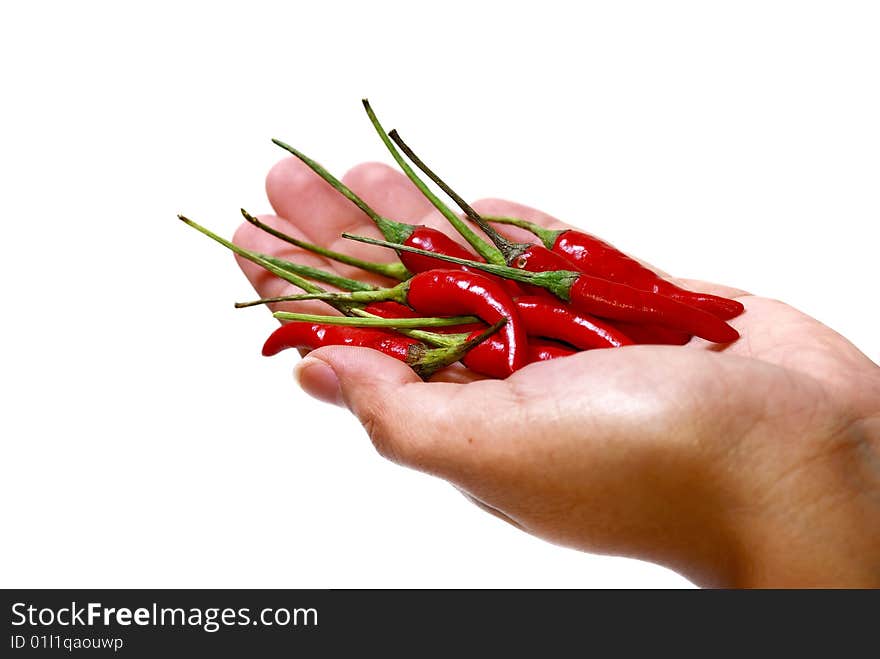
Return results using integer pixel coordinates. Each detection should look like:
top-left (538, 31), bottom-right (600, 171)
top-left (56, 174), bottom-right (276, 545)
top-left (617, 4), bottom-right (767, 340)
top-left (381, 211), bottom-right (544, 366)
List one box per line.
top-left (180, 100), bottom-right (744, 379)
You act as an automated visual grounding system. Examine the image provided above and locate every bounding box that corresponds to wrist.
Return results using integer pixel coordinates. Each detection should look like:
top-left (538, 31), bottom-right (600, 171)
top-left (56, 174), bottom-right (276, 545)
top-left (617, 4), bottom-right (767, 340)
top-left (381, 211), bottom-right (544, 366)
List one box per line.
top-left (722, 413), bottom-right (880, 587)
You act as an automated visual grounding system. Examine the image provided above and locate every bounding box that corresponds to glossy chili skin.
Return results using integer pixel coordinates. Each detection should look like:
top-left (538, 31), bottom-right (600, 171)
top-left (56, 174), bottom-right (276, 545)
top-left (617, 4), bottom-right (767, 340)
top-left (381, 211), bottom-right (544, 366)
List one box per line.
top-left (406, 270), bottom-right (529, 374)
top-left (363, 301), bottom-right (419, 319)
top-left (507, 244), bottom-right (578, 298)
top-left (608, 321), bottom-right (691, 346)
top-left (402, 227), bottom-right (477, 273)
top-left (527, 338), bottom-right (577, 361)
top-left (404, 226), bottom-right (522, 296)
top-left (350, 300), bottom-right (533, 378)
top-left (552, 230), bottom-right (744, 320)
top-left (512, 244), bottom-right (582, 274)
top-left (567, 275), bottom-right (740, 344)
top-left (462, 336), bottom-right (575, 377)
top-left (501, 245), bottom-right (736, 342)
top-left (514, 295), bottom-right (634, 349)
top-left (262, 322), bottom-right (421, 361)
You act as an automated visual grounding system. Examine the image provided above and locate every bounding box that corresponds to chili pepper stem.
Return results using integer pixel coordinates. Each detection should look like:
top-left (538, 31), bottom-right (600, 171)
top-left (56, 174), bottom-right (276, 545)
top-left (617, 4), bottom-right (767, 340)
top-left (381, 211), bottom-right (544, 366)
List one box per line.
top-left (270, 139), bottom-right (414, 245)
top-left (361, 99), bottom-right (506, 266)
top-left (411, 320), bottom-right (507, 379)
top-left (259, 254), bottom-right (378, 292)
top-left (268, 281), bottom-right (411, 306)
top-left (271, 311), bottom-right (481, 328)
top-left (240, 209), bottom-right (410, 281)
top-left (481, 215), bottom-right (561, 250)
top-left (387, 129), bottom-right (532, 263)
top-left (179, 214), bottom-right (327, 296)
top-left (341, 232), bottom-right (578, 299)
top-left (400, 328), bottom-right (467, 348)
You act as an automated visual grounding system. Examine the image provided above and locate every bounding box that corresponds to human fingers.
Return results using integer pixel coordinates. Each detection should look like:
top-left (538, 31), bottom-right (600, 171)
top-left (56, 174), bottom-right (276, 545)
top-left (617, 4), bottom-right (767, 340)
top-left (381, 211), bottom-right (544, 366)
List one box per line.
top-left (266, 157), bottom-right (429, 273)
top-left (294, 346), bottom-right (503, 477)
top-left (340, 162), bottom-right (433, 224)
top-left (265, 156), bottom-right (367, 248)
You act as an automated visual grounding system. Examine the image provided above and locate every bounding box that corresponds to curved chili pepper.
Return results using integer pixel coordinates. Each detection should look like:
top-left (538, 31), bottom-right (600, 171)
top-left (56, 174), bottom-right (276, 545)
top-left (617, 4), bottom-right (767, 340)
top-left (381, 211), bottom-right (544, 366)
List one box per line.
top-left (363, 301), bottom-right (419, 319)
top-left (514, 295), bottom-right (634, 349)
top-left (405, 270), bottom-right (529, 374)
top-left (486, 217), bottom-right (744, 320)
top-left (275, 269), bottom-right (531, 374)
top-left (265, 313), bottom-right (520, 379)
top-left (403, 226), bottom-right (523, 296)
top-left (263, 320), bottom-right (507, 379)
top-left (555, 231), bottom-right (743, 319)
top-left (374, 132), bottom-right (744, 323)
top-left (566, 275), bottom-right (739, 343)
top-left (507, 243), bottom-right (587, 297)
top-left (345, 235), bottom-right (741, 345)
top-left (262, 323), bottom-right (420, 360)
top-left (461, 336), bottom-right (575, 377)
top-left (608, 321), bottom-right (691, 346)
top-left (527, 338), bottom-right (578, 362)
top-left (400, 226), bottom-right (473, 274)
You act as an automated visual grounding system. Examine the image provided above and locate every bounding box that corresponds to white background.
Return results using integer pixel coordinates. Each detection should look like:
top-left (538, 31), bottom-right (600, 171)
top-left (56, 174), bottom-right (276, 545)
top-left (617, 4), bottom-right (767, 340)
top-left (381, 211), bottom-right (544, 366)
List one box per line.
top-left (2, 1), bottom-right (877, 588)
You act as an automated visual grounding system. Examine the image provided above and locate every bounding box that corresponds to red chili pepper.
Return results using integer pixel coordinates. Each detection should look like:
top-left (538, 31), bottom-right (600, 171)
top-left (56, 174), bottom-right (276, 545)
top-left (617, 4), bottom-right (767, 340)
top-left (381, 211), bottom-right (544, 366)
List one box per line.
top-left (527, 338), bottom-right (577, 362)
top-left (507, 243), bottom-right (589, 297)
top-left (262, 323), bottom-right (420, 360)
top-left (364, 302), bottom-right (528, 378)
top-left (404, 226), bottom-right (523, 296)
top-left (380, 130), bottom-right (740, 327)
top-left (461, 336), bottom-right (575, 377)
top-left (280, 269), bottom-right (531, 374)
top-left (514, 296), bottom-right (634, 349)
top-left (566, 275), bottom-right (739, 343)
top-left (608, 321), bottom-right (692, 346)
top-left (360, 131), bottom-right (745, 327)
top-left (405, 270), bottom-right (529, 374)
top-left (346, 235), bottom-right (741, 345)
top-left (555, 230), bottom-right (743, 319)
top-left (485, 217), bottom-right (744, 320)
top-left (262, 320), bottom-right (508, 379)
top-left (400, 227), bottom-right (475, 274)
top-left (363, 301), bottom-right (419, 318)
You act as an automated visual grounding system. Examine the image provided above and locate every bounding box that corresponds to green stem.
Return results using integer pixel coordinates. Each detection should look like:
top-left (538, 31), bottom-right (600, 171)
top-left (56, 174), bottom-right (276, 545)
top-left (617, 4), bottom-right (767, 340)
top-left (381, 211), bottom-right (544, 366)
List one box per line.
top-left (342, 232), bottom-right (578, 300)
top-left (241, 209), bottom-right (410, 280)
top-left (178, 214), bottom-right (467, 347)
top-left (261, 254), bottom-right (377, 292)
top-left (401, 328), bottom-right (467, 348)
top-left (482, 215), bottom-right (562, 250)
top-left (361, 99), bottom-right (505, 265)
top-left (268, 282), bottom-right (409, 306)
top-left (179, 215), bottom-right (325, 296)
top-left (347, 308), bottom-right (464, 347)
top-left (271, 311), bottom-right (480, 328)
top-left (411, 319), bottom-right (506, 379)
top-left (270, 139), bottom-right (413, 244)
top-left (387, 130), bottom-right (531, 263)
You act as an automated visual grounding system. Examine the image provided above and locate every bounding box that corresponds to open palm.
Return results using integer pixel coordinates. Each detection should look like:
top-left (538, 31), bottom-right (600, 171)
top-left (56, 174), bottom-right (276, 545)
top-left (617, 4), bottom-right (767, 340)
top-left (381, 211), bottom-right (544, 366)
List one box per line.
top-left (234, 157), bottom-right (880, 587)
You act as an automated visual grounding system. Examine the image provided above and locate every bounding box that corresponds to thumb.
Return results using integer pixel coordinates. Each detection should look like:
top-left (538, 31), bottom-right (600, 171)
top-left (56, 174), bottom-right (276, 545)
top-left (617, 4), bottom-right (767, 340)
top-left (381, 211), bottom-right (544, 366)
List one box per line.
top-left (294, 345), bottom-right (420, 408)
top-left (293, 346), bottom-right (464, 471)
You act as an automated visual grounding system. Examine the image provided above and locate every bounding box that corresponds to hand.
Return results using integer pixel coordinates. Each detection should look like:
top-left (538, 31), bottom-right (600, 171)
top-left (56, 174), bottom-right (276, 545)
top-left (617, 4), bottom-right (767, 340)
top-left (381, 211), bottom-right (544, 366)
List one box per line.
top-left (234, 157), bottom-right (880, 587)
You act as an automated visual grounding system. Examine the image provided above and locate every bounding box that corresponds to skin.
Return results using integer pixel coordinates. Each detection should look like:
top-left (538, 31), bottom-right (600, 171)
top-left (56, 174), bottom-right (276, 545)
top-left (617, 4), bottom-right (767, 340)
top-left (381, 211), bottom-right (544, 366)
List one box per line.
top-left (234, 157), bottom-right (880, 588)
